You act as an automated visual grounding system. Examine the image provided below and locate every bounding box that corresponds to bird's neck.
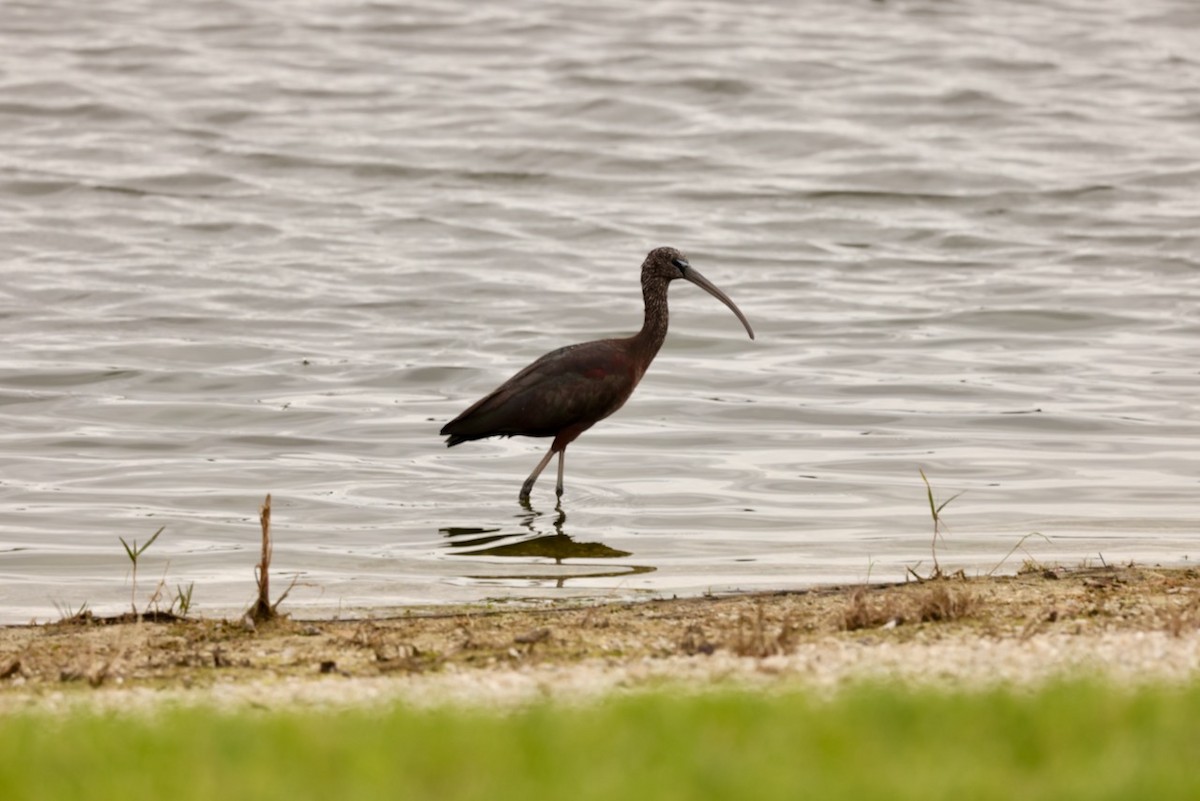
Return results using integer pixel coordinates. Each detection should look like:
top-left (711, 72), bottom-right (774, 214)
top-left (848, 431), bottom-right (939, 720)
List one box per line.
top-left (630, 276), bottom-right (670, 369)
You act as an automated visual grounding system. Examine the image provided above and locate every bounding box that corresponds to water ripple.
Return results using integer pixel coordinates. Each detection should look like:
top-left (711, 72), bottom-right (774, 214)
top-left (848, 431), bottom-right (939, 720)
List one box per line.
top-left (0, 0), bottom-right (1197, 621)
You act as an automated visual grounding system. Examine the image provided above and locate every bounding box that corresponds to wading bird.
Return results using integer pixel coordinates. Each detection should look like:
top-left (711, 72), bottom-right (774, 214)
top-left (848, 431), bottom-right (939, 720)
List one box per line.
top-left (441, 247), bottom-right (755, 501)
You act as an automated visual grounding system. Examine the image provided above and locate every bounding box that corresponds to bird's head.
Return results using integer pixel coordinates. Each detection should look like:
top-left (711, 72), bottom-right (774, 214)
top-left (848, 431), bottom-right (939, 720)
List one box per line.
top-left (641, 247), bottom-right (755, 340)
top-left (643, 246), bottom-right (692, 282)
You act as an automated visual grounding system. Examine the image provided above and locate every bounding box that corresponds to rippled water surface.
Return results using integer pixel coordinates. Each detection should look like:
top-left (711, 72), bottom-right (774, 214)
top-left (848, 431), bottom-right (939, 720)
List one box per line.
top-left (1, 0), bottom-right (1198, 622)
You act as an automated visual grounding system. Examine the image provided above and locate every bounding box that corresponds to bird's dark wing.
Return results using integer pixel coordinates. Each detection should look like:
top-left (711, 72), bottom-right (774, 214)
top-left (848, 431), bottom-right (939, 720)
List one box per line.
top-left (441, 339), bottom-right (640, 445)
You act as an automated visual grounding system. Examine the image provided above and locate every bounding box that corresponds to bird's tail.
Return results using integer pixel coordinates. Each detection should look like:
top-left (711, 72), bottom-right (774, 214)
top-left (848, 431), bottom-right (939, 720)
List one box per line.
top-left (441, 422), bottom-right (502, 447)
top-left (441, 395), bottom-right (517, 447)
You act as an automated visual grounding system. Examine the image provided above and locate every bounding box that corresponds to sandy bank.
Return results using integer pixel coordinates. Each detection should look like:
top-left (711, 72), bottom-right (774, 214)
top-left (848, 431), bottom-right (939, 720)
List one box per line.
top-left (2, 565), bottom-right (1197, 712)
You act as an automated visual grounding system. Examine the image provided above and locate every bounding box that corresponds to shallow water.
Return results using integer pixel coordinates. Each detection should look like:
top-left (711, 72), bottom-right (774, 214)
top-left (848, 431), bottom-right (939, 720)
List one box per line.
top-left (1, 0), bottom-right (1197, 622)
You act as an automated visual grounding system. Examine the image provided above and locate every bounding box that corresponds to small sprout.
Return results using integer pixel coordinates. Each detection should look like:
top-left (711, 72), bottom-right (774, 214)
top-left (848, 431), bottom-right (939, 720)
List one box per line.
top-left (172, 583), bottom-right (196, 617)
top-left (53, 600), bottom-right (91, 624)
top-left (919, 468), bottom-right (964, 579)
top-left (119, 526), bottom-right (164, 621)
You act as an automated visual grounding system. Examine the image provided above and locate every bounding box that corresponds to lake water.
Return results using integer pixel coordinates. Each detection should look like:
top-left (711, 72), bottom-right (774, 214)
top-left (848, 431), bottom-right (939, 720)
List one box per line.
top-left (1, 0), bottom-right (1197, 623)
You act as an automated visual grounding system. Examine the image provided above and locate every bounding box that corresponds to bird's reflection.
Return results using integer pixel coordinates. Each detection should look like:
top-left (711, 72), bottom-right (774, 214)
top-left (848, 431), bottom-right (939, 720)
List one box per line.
top-left (439, 500), bottom-right (655, 587)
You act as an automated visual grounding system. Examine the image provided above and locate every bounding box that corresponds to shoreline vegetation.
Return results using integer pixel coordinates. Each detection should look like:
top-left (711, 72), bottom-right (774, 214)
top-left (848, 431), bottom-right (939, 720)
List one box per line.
top-left (1, 562), bottom-right (1197, 712)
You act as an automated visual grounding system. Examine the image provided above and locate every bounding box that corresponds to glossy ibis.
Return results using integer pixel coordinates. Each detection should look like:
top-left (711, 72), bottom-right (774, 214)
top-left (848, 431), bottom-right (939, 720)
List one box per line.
top-left (441, 246), bottom-right (754, 500)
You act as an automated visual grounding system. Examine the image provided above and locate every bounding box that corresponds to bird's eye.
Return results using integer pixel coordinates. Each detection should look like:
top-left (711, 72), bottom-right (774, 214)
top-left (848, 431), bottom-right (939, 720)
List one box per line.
top-left (671, 257), bottom-right (690, 270)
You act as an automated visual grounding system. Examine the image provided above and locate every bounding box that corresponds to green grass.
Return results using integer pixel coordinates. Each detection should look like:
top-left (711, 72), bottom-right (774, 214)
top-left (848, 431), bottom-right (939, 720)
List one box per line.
top-left (2, 680), bottom-right (1198, 800)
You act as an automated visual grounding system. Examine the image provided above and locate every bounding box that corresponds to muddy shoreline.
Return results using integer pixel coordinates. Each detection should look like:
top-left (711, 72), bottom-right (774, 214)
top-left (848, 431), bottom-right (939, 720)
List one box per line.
top-left (2, 565), bottom-right (1198, 712)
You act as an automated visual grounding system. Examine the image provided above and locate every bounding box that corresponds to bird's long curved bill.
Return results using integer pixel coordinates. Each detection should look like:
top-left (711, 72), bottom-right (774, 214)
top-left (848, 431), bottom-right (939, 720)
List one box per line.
top-left (682, 266), bottom-right (755, 340)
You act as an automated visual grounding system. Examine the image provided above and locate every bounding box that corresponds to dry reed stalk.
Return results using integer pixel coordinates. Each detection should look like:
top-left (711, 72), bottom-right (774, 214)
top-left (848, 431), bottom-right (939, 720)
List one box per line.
top-left (250, 493), bottom-right (296, 623)
top-left (251, 493), bottom-right (274, 622)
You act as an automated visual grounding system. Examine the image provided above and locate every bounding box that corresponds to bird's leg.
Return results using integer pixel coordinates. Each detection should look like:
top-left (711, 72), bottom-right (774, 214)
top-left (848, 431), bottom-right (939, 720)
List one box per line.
top-left (520, 446), bottom-right (557, 501)
top-left (555, 449), bottom-right (565, 498)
